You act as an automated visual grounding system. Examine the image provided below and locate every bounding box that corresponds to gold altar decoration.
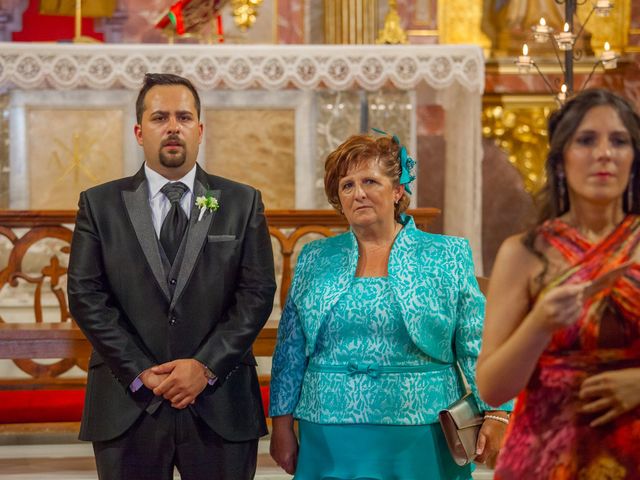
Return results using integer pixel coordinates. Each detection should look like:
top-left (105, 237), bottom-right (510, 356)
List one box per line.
top-left (40, 0), bottom-right (116, 43)
top-left (482, 96), bottom-right (556, 194)
top-left (440, 0), bottom-right (632, 58)
top-left (376, 0), bottom-right (407, 44)
top-left (482, 0), bottom-right (565, 55)
top-left (577, 0), bottom-right (631, 55)
top-left (232, 0), bottom-right (263, 31)
top-left (39, 0), bottom-right (116, 17)
top-left (438, 0), bottom-right (490, 54)
top-left (324, 0), bottom-right (378, 44)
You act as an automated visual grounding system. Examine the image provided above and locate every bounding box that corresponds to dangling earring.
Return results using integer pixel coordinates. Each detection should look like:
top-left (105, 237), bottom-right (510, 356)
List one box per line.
top-left (557, 168), bottom-right (567, 213)
top-left (627, 173), bottom-right (635, 211)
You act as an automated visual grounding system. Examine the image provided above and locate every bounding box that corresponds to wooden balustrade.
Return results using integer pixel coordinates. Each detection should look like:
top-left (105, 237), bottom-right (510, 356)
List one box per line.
top-left (0, 208), bottom-right (439, 389)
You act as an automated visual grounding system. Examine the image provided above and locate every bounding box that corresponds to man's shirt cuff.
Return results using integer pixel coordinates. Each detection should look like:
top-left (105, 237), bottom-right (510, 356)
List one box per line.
top-left (130, 376), bottom-right (144, 392)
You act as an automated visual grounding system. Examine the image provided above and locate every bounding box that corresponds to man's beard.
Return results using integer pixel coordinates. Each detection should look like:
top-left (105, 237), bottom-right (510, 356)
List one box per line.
top-left (158, 135), bottom-right (187, 168)
top-left (159, 149), bottom-right (187, 168)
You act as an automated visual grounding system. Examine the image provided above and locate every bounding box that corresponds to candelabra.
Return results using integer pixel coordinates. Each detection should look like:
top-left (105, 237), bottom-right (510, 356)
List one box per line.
top-left (514, 0), bottom-right (618, 103)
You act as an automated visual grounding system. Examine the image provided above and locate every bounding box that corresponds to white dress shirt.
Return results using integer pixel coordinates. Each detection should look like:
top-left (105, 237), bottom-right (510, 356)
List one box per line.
top-left (144, 163), bottom-right (197, 238)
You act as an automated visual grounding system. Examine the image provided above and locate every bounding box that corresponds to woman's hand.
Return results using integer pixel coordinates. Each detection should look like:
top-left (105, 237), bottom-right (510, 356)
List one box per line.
top-left (579, 367), bottom-right (640, 427)
top-left (530, 263), bottom-right (632, 335)
top-left (528, 283), bottom-right (586, 334)
top-left (475, 412), bottom-right (509, 469)
top-left (270, 415), bottom-right (298, 475)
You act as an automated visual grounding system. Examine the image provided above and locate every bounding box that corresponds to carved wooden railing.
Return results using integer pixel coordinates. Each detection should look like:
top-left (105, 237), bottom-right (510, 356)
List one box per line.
top-left (0, 209), bottom-right (439, 389)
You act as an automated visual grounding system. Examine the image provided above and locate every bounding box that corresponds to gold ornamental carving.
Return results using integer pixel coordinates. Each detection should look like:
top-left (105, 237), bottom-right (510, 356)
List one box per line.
top-left (438, 0), bottom-right (490, 54)
top-left (376, 0), bottom-right (407, 44)
top-left (232, 0), bottom-right (264, 31)
top-left (483, 97), bottom-right (557, 194)
top-left (324, 0), bottom-right (378, 44)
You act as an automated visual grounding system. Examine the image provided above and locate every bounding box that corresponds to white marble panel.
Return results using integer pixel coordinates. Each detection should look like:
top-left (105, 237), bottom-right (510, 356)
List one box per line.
top-left (199, 90), bottom-right (315, 209)
top-left (9, 90), bottom-right (141, 209)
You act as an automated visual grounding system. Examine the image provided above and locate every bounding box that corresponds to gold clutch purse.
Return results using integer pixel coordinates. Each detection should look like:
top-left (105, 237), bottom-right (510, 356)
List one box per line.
top-left (438, 392), bottom-right (484, 466)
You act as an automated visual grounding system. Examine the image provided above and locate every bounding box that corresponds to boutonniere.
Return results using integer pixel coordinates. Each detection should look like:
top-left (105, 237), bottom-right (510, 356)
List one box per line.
top-left (195, 192), bottom-right (219, 222)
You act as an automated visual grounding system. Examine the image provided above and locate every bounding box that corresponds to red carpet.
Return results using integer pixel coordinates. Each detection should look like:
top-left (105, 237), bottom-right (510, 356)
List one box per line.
top-left (0, 387), bottom-right (271, 424)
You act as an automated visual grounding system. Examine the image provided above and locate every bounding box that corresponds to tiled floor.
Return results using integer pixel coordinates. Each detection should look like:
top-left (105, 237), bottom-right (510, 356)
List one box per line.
top-left (0, 435), bottom-right (493, 479)
top-left (0, 438), bottom-right (290, 480)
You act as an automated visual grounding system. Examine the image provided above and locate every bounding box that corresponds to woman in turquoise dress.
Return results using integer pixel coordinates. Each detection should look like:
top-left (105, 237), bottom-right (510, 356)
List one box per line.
top-left (269, 133), bottom-right (512, 479)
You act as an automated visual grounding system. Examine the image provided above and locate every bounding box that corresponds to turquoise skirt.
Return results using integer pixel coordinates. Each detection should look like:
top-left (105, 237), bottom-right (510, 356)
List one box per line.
top-left (294, 420), bottom-right (473, 480)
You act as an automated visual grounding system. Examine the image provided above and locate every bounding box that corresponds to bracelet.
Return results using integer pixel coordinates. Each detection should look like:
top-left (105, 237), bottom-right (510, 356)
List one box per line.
top-left (484, 414), bottom-right (509, 425)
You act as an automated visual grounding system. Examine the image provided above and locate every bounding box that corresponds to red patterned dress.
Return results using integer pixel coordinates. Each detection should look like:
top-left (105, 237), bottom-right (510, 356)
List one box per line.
top-left (494, 215), bottom-right (640, 480)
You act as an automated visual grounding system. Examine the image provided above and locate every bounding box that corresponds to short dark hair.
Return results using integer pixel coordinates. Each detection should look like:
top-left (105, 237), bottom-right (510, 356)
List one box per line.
top-left (135, 73), bottom-right (201, 124)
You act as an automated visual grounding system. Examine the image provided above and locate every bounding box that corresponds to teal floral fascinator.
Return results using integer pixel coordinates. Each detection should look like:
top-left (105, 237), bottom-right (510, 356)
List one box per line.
top-left (371, 127), bottom-right (416, 194)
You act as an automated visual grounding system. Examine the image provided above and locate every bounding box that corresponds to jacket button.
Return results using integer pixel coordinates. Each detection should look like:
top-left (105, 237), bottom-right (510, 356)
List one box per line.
top-left (170, 278), bottom-right (177, 285)
top-left (169, 316), bottom-right (177, 326)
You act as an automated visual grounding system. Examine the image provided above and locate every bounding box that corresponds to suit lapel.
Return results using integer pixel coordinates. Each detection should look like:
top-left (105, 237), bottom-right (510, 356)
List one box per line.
top-left (122, 167), bottom-right (171, 301)
top-left (170, 167), bottom-right (220, 310)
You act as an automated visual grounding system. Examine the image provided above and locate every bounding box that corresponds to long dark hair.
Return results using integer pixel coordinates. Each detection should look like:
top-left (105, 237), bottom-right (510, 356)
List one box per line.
top-left (536, 88), bottom-right (640, 223)
top-left (523, 89), bottom-right (640, 273)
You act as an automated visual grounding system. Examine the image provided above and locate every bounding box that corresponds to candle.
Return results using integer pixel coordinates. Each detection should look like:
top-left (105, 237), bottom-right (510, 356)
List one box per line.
top-left (555, 23), bottom-right (574, 51)
top-left (595, 0), bottom-right (613, 17)
top-left (600, 41), bottom-right (618, 69)
top-left (532, 17), bottom-right (553, 43)
top-left (557, 84), bottom-right (567, 103)
top-left (516, 44), bottom-right (532, 72)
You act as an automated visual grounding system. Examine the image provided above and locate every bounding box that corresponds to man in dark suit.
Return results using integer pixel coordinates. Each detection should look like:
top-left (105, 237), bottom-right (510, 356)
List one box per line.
top-left (68, 73), bottom-right (276, 480)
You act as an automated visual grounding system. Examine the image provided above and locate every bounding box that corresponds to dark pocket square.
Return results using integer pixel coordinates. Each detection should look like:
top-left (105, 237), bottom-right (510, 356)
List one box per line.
top-left (207, 234), bottom-right (237, 242)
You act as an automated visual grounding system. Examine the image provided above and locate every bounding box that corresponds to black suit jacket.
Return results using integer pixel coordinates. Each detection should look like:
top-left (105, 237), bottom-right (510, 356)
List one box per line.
top-left (68, 165), bottom-right (276, 442)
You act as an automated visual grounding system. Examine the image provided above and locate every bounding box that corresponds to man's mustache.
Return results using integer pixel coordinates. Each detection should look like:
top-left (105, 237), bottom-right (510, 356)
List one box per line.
top-left (161, 136), bottom-right (185, 147)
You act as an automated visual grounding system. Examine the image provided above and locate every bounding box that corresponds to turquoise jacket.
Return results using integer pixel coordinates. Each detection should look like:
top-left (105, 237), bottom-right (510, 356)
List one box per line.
top-left (269, 216), bottom-right (512, 423)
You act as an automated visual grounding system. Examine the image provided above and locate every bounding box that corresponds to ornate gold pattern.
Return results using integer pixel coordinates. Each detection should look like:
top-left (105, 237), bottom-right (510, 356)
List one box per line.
top-left (232, 0), bottom-right (264, 31)
top-left (483, 97), bottom-right (557, 194)
top-left (376, 0), bottom-right (408, 44)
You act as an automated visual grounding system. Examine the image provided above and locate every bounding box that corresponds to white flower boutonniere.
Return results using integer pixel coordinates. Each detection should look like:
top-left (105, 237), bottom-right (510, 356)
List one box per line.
top-left (195, 192), bottom-right (219, 222)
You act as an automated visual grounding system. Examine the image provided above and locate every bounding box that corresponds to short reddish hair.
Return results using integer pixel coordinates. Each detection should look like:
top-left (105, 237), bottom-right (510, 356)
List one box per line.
top-left (324, 134), bottom-right (411, 222)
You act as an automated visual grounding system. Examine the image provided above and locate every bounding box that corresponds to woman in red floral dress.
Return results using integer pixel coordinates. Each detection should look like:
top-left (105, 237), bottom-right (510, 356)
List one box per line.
top-left (477, 88), bottom-right (640, 480)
